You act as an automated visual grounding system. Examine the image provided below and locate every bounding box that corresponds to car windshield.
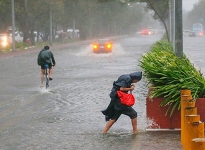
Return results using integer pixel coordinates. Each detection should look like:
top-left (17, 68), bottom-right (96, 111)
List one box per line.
top-left (97, 39), bottom-right (110, 43)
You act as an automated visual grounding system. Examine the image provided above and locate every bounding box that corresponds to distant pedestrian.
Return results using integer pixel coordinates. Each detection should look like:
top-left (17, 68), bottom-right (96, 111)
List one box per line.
top-left (101, 71), bottom-right (142, 134)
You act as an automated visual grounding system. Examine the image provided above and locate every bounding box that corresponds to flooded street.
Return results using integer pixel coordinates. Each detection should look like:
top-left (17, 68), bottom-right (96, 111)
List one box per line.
top-left (0, 34), bottom-right (193, 150)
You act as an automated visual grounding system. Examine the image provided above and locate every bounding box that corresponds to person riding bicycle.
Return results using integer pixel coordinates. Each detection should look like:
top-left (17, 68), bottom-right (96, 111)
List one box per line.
top-left (37, 46), bottom-right (56, 87)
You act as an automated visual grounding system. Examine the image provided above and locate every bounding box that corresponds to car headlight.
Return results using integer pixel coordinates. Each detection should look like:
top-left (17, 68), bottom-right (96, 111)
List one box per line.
top-left (2, 36), bottom-right (7, 41)
top-left (106, 43), bottom-right (112, 49)
top-left (93, 44), bottom-right (98, 50)
top-left (2, 41), bottom-right (7, 46)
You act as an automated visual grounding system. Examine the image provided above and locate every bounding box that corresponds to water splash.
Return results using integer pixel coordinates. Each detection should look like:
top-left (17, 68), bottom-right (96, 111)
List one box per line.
top-left (146, 117), bottom-right (160, 129)
top-left (40, 87), bottom-right (50, 94)
top-left (75, 43), bottom-right (126, 57)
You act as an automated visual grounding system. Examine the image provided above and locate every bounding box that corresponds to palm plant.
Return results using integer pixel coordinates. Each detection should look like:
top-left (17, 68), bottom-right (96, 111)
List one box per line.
top-left (140, 40), bottom-right (205, 116)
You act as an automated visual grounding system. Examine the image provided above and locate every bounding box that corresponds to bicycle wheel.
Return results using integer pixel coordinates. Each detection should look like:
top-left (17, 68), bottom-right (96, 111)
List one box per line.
top-left (45, 69), bottom-right (49, 89)
top-left (44, 64), bottom-right (49, 89)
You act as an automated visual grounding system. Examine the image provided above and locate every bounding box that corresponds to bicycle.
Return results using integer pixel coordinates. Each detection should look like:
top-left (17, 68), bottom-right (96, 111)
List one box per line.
top-left (44, 64), bottom-right (49, 89)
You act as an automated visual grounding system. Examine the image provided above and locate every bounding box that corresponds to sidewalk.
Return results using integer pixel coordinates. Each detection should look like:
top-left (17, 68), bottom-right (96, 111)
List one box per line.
top-left (0, 35), bottom-right (126, 59)
top-left (0, 40), bottom-right (91, 59)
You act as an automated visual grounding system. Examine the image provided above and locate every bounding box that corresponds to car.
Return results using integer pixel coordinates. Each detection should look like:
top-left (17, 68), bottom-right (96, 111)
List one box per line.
top-left (183, 30), bottom-right (191, 36)
top-left (189, 31), bottom-right (196, 37)
top-left (192, 23), bottom-right (204, 36)
top-left (92, 39), bottom-right (113, 53)
top-left (141, 29), bottom-right (154, 35)
top-left (9, 31), bottom-right (23, 43)
top-left (0, 33), bottom-right (10, 49)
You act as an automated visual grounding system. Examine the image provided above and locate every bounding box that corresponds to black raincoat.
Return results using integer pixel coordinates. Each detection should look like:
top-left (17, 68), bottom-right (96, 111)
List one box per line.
top-left (101, 72), bottom-right (142, 121)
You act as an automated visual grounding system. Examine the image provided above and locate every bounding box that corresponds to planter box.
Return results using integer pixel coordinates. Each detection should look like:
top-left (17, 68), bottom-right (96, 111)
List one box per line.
top-left (195, 98), bottom-right (205, 123)
top-left (146, 97), bottom-right (181, 129)
top-left (146, 97), bottom-right (205, 129)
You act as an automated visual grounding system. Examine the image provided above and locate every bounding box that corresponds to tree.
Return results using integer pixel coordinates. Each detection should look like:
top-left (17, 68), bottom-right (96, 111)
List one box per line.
top-left (95, 0), bottom-right (144, 36)
top-left (129, 0), bottom-right (170, 41)
top-left (14, 0), bottom-right (64, 44)
top-left (187, 0), bottom-right (205, 28)
top-left (0, 1), bottom-right (13, 32)
top-left (0, 0), bottom-right (146, 42)
top-left (116, 0), bottom-right (170, 41)
top-left (61, 0), bottom-right (145, 39)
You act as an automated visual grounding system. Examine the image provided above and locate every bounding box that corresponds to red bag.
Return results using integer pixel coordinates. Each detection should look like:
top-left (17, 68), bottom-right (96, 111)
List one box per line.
top-left (117, 90), bottom-right (135, 106)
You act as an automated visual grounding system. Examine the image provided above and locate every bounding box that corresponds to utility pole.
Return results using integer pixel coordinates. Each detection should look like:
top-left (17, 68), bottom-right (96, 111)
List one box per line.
top-left (73, 18), bottom-right (75, 40)
top-left (171, 0), bottom-right (175, 51)
top-left (11, 0), bottom-right (15, 51)
top-left (49, 0), bottom-right (53, 45)
top-left (169, 0), bottom-right (172, 43)
top-left (175, 0), bottom-right (183, 58)
top-left (25, 0), bottom-right (27, 12)
top-left (73, 1), bottom-right (76, 40)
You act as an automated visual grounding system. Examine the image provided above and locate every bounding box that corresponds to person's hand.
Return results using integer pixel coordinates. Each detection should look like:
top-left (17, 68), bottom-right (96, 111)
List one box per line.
top-left (130, 85), bottom-right (135, 91)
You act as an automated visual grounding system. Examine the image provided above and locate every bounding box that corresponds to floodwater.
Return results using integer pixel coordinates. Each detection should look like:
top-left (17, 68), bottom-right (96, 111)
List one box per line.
top-left (0, 34), bottom-right (195, 150)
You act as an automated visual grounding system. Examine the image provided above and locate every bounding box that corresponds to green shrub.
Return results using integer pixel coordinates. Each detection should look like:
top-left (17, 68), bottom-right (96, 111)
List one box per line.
top-left (16, 42), bottom-right (30, 50)
top-left (140, 40), bottom-right (205, 116)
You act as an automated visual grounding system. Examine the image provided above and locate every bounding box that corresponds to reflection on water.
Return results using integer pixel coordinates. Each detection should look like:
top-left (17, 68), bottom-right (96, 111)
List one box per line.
top-left (0, 35), bottom-right (183, 150)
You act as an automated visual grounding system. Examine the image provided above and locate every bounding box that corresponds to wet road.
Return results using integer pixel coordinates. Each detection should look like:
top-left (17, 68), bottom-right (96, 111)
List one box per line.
top-left (1, 34), bottom-right (203, 150)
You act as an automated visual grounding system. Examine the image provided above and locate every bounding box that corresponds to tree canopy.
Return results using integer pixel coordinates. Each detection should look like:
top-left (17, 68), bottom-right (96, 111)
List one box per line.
top-left (0, 0), bottom-right (148, 44)
top-left (104, 0), bottom-right (170, 41)
top-left (187, 0), bottom-right (205, 28)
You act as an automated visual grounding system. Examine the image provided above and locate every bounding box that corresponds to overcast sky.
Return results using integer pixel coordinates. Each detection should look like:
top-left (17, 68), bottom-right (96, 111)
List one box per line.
top-left (183, 0), bottom-right (200, 11)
